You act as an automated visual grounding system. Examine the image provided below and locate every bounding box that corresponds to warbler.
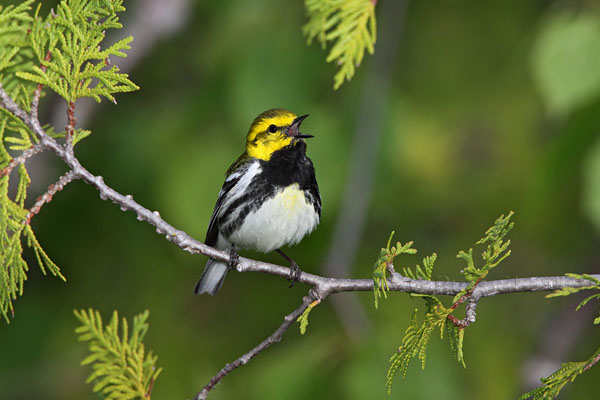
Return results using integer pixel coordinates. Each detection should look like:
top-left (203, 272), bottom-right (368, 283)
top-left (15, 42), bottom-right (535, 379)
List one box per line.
top-left (194, 109), bottom-right (321, 295)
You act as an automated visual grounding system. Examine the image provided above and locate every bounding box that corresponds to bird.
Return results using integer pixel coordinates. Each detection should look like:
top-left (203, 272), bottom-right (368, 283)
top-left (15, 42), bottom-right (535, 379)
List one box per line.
top-left (194, 108), bottom-right (321, 295)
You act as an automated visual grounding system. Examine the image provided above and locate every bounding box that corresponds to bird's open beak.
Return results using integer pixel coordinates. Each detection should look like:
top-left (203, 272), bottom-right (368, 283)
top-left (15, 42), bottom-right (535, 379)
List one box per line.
top-left (287, 114), bottom-right (313, 139)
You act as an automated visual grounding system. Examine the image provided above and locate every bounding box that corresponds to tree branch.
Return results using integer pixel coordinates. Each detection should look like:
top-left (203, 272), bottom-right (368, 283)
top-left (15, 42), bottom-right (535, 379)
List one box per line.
top-left (193, 293), bottom-right (316, 400)
top-left (584, 351), bottom-right (600, 372)
top-left (25, 169), bottom-right (79, 224)
top-left (0, 143), bottom-right (44, 177)
top-left (1, 84), bottom-right (599, 398)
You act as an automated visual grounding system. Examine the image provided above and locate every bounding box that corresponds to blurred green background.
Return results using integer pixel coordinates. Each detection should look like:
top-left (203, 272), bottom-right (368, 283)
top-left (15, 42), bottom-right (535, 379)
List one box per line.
top-left (1, 0), bottom-right (600, 399)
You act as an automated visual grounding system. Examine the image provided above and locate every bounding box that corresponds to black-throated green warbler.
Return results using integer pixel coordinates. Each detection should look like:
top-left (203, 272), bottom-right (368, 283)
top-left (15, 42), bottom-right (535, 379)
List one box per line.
top-left (194, 109), bottom-right (321, 295)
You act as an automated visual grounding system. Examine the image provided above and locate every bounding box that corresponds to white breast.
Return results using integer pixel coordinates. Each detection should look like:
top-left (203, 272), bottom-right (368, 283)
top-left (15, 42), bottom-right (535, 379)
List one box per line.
top-left (227, 183), bottom-right (319, 253)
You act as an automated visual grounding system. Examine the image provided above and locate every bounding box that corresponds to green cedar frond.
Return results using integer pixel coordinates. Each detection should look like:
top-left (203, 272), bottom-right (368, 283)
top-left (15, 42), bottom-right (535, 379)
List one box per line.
top-left (304, 0), bottom-right (377, 89)
top-left (0, 118), bottom-right (11, 166)
top-left (386, 305), bottom-right (451, 393)
top-left (0, 172), bottom-right (29, 322)
top-left (0, 116), bottom-right (63, 323)
top-left (519, 346), bottom-right (600, 400)
top-left (16, 163), bottom-right (30, 206)
top-left (546, 273), bottom-right (600, 324)
top-left (0, 0), bottom-right (33, 39)
top-left (403, 253), bottom-right (441, 305)
top-left (23, 224), bottom-right (64, 279)
top-left (403, 253), bottom-right (437, 282)
top-left (476, 211), bottom-right (514, 268)
top-left (386, 299), bottom-right (467, 394)
top-left (74, 309), bottom-right (162, 400)
top-left (445, 320), bottom-right (465, 368)
top-left (386, 214), bottom-right (515, 393)
top-left (372, 232), bottom-right (417, 309)
top-left (296, 300), bottom-right (319, 335)
top-left (0, 117), bottom-right (55, 322)
top-left (72, 128), bottom-right (91, 145)
top-left (4, 118), bottom-right (35, 150)
top-left (0, 0), bottom-right (37, 102)
top-left (15, 0), bottom-right (138, 103)
top-left (0, 0), bottom-right (139, 322)
top-left (454, 212), bottom-right (514, 302)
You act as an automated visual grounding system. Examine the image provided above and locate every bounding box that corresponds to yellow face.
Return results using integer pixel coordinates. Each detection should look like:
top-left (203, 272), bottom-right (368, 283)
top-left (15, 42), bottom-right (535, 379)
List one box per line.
top-left (246, 109), bottom-right (298, 161)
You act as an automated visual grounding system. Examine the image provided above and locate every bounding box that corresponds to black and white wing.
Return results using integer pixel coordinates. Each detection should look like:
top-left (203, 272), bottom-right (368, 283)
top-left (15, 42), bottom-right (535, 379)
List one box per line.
top-left (204, 159), bottom-right (253, 246)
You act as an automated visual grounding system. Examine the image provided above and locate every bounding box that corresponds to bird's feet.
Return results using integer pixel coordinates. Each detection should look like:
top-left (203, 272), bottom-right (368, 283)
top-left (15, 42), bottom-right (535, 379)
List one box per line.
top-left (288, 261), bottom-right (302, 287)
top-left (275, 249), bottom-right (303, 287)
top-left (228, 245), bottom-right (240, 270)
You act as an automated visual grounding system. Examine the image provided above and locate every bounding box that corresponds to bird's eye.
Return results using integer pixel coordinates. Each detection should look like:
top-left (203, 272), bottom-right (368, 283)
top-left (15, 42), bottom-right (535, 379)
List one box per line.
top-left (268, 124), bottom-right (277, 133)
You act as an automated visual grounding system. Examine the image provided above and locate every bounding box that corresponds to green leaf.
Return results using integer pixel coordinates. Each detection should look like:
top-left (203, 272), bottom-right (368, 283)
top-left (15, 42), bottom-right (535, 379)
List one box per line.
top-left (530, 12), bottom-right (600, 114)
top-left (386, 305), bottom-right (451, 393)
top-left (297, 300), bottom-right (319, 335)
top-left (304, 0), bottom-right (376, 89)
top-left (0, 0), bottom-right (142, 323)
top-left (403, 253), bottom-right (437, 282)
top-left (545, 273), bottom-right (600, 323)
top-left (456, 212), bottom-right (514, 294)
top-left (72, 128), bottom-right (91, 146)
top-left (445, 320), bottom-right (465, 368)
top-left (17, 0), bottom-right (139, 103)
top-left (520, 346), bottom-right (600, 399)
top-left (74, 308), bottom-right (162, 399)
top-left (0, 131), bottom-right (63, 321)
top-left (372, 232), bottom-right (416, 309)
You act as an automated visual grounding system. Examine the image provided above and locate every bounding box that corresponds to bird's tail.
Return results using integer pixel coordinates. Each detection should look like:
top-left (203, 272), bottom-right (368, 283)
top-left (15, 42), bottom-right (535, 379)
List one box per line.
top-left (194, 259), bottom-right (229, 295)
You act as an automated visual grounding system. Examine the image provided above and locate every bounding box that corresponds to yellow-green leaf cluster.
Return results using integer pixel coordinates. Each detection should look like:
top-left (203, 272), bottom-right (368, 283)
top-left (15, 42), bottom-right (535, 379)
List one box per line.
top-left (74, 309), bottom-right (162, 400)
top-left (519, 346), bottom-right (600, 400)
top-left (546, 273), bottom-right (600, 324)
top-left (454, 211), bottom-right (514, 302)
top-left (0, 0), bottom-right (138, 322)
top-left (0, 118), bottom-right (64, 323)
top-left (296, 300), bottom-right (319, 335)
top-left (372, 231), bottom-right (416, 309)
top-left (15, 0), bottom-right (138, 103)
top-left (0, 0), bottom-right (37, 106)
top-left (402, 253), bottom-right (437, 282)
top-left (384, 213), bottom-right (516, 393)
top-left (304, 0), bottom-right (376, 89)
top-left (445, 319), bottom-right (465, 368)
top-left (386, 304), bottom-right (450, 394)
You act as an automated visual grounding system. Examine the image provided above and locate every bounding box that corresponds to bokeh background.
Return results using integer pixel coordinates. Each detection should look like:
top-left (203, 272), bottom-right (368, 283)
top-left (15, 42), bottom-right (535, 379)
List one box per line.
top-left (1, 0), bottom-right (600, 399)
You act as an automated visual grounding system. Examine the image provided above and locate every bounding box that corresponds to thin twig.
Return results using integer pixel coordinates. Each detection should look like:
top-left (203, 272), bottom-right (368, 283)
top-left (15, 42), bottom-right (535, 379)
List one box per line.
top-left (65, 100), bottom-right (76, 148)
top-left (446, 277), bottom-right (483, 327)
top-left (0, 143), bottom-right (44, 177)
top-left (193, 294), bottom-right (316, 400)
top-left (584, 351), bottom-right (600, 372)
top-left (25, 169), bottom-right (79, 224)
top-left (447, 297), bottom-right (479, 328)
top-left (30, 50), bottom-right (52, 123)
